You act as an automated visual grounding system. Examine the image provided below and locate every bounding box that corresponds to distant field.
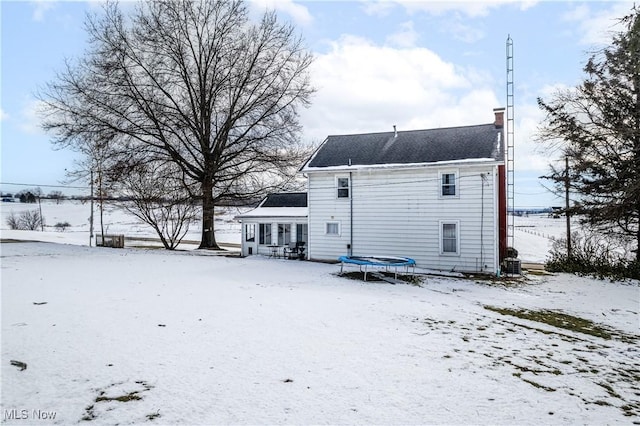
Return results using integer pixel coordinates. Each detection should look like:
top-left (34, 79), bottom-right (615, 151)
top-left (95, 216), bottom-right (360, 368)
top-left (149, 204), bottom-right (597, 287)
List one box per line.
top-left (0, 199), bottom-right (243, 248)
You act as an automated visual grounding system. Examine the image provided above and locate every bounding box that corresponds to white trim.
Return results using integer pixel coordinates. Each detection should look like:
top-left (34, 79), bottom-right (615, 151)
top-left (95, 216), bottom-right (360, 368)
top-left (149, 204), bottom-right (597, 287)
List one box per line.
top-left (492, 166), bottom-right (499, 274)
top-left (302, 158), bottom-right (502, 173)
top-left (439, 220), bottom-right (460, 256)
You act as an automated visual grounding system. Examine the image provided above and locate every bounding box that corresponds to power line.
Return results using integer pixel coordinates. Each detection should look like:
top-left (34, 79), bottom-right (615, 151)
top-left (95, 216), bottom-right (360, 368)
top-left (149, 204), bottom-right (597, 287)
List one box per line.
top-left (0, 182), bottom-right (88, 190)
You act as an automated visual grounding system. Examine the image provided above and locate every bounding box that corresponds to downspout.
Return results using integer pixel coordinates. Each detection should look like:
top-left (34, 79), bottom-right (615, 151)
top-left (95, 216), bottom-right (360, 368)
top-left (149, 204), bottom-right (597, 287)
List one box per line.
top-left (349, 159), bottom-right (353, 256)
top-left (480, 172), bottom-right (486, 272)
top-left (492, 166), bottom-right (499, 276)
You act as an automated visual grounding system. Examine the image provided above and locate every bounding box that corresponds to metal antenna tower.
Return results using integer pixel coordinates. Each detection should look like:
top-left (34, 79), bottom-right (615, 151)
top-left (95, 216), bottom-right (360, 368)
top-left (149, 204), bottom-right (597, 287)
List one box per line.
top-left (506, 35), bottom-right (515, 253)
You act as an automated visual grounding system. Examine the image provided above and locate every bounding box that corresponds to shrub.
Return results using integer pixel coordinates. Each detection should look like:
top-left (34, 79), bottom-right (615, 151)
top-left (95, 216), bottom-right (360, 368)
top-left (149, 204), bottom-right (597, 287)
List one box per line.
top-left (54, 222), bottom-right (71, 232)
top-left (6, 212), bottom-right (21, 230)
top-left (5, 210), bottom-right (45, 231)
top-left (546, 230), bottom-right (639, 280)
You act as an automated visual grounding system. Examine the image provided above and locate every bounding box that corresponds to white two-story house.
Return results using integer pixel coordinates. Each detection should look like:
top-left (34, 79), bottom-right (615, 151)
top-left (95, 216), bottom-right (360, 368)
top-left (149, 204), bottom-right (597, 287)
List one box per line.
top-left (238, 108), bottom-right (508, 274)
top-left (298, 108), bottom-right (508, 274)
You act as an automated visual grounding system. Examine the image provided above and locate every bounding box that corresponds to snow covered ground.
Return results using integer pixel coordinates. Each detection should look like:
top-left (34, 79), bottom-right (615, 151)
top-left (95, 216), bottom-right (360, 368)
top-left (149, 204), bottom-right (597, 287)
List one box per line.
top-left (1, 201), bottom-right (639, 424)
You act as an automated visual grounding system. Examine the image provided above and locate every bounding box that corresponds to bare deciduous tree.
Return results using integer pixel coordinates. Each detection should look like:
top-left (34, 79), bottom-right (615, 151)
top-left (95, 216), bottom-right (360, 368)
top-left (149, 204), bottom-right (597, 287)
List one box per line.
top-left (120, 163), bottom-right (198, 250)
top-left (48, 191), bottom-right (65, 204)
top-left (40, 0), bottom-right (314, 249)
top-left (7, 210), bottom-right (45, 231)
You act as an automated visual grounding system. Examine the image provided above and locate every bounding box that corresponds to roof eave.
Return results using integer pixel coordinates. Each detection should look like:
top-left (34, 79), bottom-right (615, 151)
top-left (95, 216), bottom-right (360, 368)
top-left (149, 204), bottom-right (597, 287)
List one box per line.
top-left (301, 158), bottom-right (504, 173)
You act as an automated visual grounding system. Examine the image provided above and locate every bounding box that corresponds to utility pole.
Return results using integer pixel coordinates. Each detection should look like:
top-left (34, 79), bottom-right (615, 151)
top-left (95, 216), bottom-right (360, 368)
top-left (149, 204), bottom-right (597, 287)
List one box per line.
top-left (90, 169), bottom-right (94, 247)
top-left (565, 155), bottom-right (571, 258)
top-left (38, 193), bottom-right (44, 231)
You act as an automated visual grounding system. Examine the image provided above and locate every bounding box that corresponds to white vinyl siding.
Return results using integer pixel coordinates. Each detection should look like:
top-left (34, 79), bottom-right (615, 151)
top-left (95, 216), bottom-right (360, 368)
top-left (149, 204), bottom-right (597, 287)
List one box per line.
top-left (307, 164), bottom-right (499, 272)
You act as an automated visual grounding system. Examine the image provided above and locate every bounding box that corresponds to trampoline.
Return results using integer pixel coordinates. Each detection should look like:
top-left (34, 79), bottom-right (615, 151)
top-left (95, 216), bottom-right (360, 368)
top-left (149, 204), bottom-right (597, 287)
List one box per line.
top-left (338, 255), bottom-right (416, 281)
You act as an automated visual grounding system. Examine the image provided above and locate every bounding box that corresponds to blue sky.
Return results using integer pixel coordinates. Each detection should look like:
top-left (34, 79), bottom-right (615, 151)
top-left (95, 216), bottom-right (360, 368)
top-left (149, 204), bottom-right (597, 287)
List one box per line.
top-left (0, 0), bottom-right (635, 207)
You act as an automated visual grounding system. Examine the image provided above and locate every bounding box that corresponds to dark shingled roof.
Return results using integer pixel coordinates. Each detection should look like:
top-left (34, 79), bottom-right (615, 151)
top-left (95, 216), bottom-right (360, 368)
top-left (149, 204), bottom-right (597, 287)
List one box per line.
top-left (304, 123), bottom-right (503, 169)
top-left (260, 192), bottom-right (308, 208)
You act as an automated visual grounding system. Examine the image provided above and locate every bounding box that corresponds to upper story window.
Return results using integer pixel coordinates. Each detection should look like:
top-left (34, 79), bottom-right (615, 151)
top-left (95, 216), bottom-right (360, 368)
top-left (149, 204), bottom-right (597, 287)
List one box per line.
top-left (337, 177), bottom-right (350, 198)
top-left (440, 172), bottom-right (457, 197)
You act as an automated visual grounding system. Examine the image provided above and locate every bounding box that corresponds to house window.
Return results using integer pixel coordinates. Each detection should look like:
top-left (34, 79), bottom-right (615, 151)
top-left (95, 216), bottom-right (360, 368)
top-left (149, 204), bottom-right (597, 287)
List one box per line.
top-left (259, 223), bottom-right (272, 245)
top-left (296, 223), bottom-right (308, 243)
top-left (278, 224), bottom-right (291, 246)
top-left (337, 177), bottom-right (350, 198)
top-left (245, 224), bottom-right (255, 242)
top-left (441, 172), bottom-right (457, 196)
top-left (440, 221), bottom-right (459, 255)
top-left (326, 222), bottom-right (340, 235)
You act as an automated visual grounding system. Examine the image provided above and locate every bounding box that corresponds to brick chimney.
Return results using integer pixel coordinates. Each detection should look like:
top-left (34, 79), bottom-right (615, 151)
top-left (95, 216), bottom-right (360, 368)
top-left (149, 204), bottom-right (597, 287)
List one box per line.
top-left (493, 107), bottom-right (505, 128)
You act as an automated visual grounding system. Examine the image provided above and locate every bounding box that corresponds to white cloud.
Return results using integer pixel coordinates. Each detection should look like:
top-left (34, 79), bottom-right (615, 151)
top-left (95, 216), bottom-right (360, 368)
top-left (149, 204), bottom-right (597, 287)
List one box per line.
top-left (447, 20), bottom-right (485, 43)
top-left (362, 0), bottom-right (539, 18)
top-left (30, 0), bottom-right (56, 22)
top-left (19, 99), bottom-right (47, 136)
top-left (0, 108), bottom-right (9, 122)
top-left (394, 0), bottom-right (526, 18)
top-left (386, 21), bottom-right (419, 47)
top-left (562, 2), bottom-right (635, 46)
top-left (300, 35), bottom-right (499, 144)
top-left (360, 0), bottom-right (397, 17)
top-left (250, 0), bottom-right (313, 26)
top-left (512, 102), bottom-right (552, 173)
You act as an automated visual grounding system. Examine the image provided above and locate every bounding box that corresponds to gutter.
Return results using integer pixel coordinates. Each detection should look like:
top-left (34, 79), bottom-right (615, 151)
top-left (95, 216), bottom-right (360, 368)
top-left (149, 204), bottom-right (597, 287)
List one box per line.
top-left (302, 158), bottom-right (503, 174)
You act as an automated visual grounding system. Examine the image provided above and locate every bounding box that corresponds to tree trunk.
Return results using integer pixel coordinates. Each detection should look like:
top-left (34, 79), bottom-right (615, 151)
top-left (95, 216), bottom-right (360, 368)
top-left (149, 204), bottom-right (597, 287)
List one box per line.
top-left (199, 180), bottom-right (220, 249)
top-left (636, 196), bottom-right (640, 262)
top-left (636, 220), bottom-right (639, 262)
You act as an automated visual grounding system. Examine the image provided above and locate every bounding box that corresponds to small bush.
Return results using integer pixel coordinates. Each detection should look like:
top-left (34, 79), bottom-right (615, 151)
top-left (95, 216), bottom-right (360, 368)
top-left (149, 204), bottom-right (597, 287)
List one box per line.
top-left (6, 212), bottom-right (21, 230)
top-left (546, 231), bottom-right (639, 280)
top-left (54, 222), bottom-right (71, 232)
top-left (5, 210), bottom-right (45, 231)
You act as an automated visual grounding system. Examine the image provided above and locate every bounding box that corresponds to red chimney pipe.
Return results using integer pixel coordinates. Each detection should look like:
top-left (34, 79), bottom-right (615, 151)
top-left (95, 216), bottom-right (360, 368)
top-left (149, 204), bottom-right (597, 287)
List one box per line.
top-left (493, 107), bottom-right (505, 128)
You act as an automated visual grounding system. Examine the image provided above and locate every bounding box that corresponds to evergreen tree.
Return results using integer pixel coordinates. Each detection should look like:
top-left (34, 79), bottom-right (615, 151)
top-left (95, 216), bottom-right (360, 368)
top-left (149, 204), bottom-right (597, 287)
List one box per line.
top-left (537, 7), bottom-right (640, 262)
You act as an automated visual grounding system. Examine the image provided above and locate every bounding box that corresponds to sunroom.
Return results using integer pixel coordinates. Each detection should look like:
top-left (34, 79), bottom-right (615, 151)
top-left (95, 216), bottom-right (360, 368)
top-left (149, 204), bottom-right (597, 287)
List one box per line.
top-left (235, 192), bottom-right (308, 258)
